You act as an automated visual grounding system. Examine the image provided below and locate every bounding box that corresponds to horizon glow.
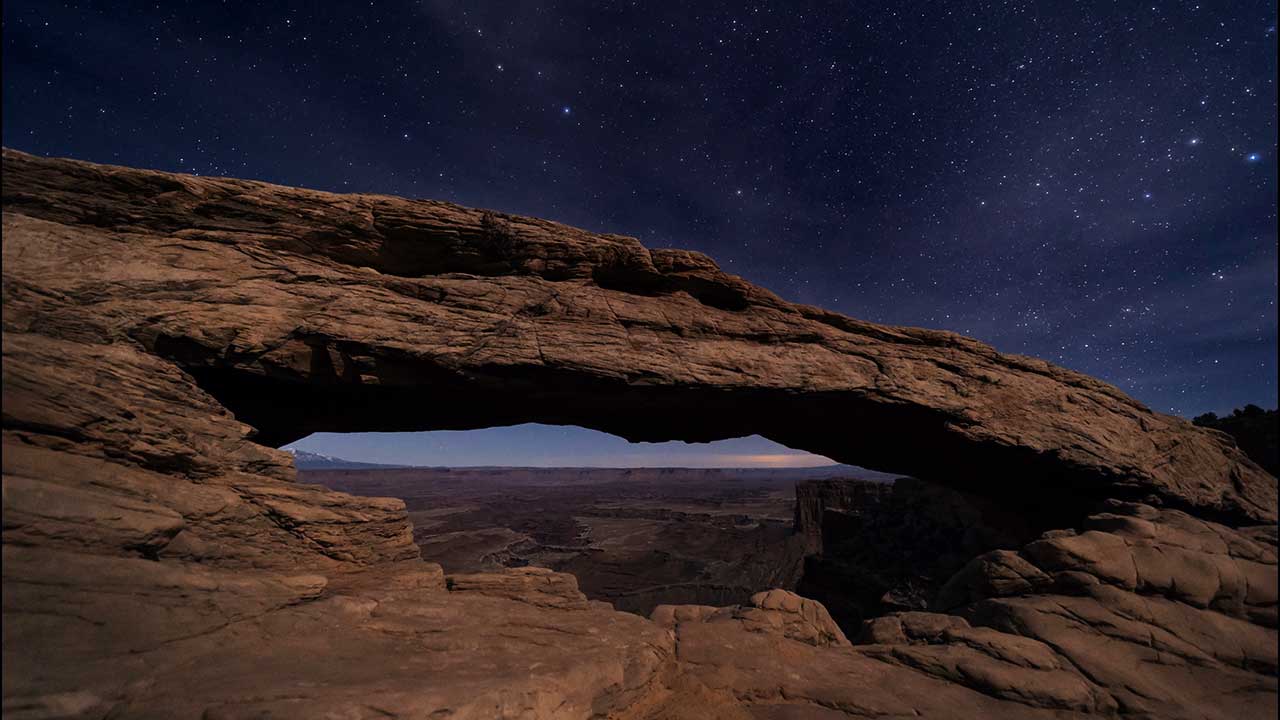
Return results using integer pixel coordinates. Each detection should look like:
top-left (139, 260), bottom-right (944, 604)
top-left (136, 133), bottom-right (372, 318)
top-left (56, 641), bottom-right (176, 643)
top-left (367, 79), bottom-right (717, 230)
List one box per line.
top-left (284, 424), bottom-right (837, 468)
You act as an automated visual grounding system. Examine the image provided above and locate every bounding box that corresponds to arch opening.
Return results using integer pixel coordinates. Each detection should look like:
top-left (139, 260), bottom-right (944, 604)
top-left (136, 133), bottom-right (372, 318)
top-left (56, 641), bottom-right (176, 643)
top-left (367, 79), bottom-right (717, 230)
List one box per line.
top-left (168, 346), bottom-right (1201, 632)
top-left (183, 357), bottom-right (1112, 532)
top-left (281, 424), bottom-right (1040, 634)
top-left (286, 425), bottom-right (886, 618)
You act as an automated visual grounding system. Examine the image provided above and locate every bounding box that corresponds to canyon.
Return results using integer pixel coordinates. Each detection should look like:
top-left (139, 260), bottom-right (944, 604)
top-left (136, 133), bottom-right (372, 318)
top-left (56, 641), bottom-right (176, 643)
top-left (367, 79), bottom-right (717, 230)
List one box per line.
top-left (303, 464), bottom-right (832, 615)
top-left (2, 148), bottom-right (1276, 719)
top-left (304, 465), bottom-right (1015, 636)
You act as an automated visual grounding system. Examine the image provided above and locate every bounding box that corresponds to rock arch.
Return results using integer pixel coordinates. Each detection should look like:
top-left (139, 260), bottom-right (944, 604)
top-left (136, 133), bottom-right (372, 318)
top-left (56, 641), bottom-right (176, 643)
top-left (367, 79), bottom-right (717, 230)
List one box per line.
top-left (2, 149), bottom-right (1276, 718)
top-left (3, 148), bottom-right (1271, 526)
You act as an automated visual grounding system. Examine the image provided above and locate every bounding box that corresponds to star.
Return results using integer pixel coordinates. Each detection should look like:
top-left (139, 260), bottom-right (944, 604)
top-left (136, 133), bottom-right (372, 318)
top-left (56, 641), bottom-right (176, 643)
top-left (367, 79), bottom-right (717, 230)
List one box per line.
top-left (1245, 152), bottom-right (1261, 163)
top-left (561, 106), bottom-right (571, 115)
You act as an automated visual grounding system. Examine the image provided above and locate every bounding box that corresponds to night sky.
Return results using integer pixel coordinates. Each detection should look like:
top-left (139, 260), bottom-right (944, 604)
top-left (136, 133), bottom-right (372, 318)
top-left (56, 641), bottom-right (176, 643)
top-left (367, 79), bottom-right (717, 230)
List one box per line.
top-left (4, 2), bottom-right (1276, 467)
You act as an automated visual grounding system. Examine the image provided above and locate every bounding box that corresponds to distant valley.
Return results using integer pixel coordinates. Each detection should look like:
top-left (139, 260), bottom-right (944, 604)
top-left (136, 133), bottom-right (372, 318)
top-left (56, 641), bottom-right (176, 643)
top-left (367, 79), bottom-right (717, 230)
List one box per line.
top-left (301, 463), bottom-right (901, 616)
top-left (286, 448), bottom-right (408, 470)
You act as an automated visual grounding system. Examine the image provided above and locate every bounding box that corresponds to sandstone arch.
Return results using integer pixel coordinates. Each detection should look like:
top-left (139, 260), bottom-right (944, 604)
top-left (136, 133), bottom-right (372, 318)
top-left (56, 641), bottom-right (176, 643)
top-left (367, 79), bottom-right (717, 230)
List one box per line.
top-left (2, 148), bottom-right (1272, 526)
top-left (2, 149), bottom-right (1276, 718)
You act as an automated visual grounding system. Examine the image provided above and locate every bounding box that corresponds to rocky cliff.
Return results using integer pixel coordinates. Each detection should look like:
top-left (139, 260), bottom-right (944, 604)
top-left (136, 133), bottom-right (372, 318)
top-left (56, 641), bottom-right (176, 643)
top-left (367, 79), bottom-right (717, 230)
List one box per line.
top-left (794, 478), bottom-right (1039, 634)
top-left (794, 478), bottom-right (897, 551)
top-left (2, 148), bottom-right (1276, 719)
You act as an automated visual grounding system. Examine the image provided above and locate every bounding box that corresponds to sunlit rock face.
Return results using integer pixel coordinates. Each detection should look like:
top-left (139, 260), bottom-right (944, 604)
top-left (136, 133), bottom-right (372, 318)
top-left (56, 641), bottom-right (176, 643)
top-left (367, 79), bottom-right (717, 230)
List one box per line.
top-left (2, 149), bottom-right (1275, 718)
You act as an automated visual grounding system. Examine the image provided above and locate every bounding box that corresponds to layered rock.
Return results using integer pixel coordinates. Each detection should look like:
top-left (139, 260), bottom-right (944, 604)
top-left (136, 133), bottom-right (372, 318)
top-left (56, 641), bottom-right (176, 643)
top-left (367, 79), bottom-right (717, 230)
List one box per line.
top-left (857, 501), bottom-right (1278, 719)
top-left (310, 464), bottom-right (809, 616)
top-left (795, 478), bottom-right (1033, 632)
top-left (2, 149), bottom-right (1272, 524)
top-left (794, 477), bottom-right (896, 552)
top-left (652, 589), bottom-right (851, 648)
top-left (4, 554), bottom-right (674, 719)
top-left (2, 149), bottom-right (1277, 718)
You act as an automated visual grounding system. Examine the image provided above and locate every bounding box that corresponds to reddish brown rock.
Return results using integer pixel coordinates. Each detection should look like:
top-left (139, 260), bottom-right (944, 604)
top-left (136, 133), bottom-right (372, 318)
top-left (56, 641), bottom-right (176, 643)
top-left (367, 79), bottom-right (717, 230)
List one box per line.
top-left (446, 566), bottom-right (595, 610)
top-left (2, 149), bottom-right (1277, 719)
top-left (940, 502), bottom-right (1278, 718)
top-left (793, 477), bottom-right (896, 551)
top-left (652, 589), bottom-right (850, 648)
top-left (2, 148), bottom-right (1273, 524)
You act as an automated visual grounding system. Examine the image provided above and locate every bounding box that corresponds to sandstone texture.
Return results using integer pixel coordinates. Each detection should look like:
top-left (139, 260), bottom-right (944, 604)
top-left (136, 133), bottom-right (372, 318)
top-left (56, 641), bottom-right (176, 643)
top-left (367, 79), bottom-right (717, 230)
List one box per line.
top-left (2, 148), bottom-right (1277, 718)
top-left (850, 500), bottom-right (1280, 718)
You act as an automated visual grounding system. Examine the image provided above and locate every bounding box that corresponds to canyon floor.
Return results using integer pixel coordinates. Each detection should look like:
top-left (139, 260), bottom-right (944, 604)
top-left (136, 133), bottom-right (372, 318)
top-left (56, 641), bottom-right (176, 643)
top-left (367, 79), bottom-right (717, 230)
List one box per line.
top-left (303, 465), bottom-right (878, 615)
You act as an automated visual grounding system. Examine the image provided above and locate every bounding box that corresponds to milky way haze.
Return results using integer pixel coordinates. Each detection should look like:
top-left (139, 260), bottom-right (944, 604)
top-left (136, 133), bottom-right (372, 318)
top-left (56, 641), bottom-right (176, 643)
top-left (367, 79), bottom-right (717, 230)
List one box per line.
top-left (4, 1), bottom-right (1275, 431)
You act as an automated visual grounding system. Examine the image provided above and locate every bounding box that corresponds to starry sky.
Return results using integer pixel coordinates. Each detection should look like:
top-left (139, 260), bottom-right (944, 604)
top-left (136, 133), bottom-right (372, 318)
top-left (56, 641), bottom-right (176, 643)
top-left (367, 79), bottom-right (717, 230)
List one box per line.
top-left (3, 1), bottom-right (1276, 467)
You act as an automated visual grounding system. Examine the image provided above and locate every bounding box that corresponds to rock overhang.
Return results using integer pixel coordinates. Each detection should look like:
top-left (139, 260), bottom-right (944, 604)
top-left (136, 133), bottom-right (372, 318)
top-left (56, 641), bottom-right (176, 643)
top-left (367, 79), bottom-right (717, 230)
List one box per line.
top-left (3, 146), bottom-right (1272, 526)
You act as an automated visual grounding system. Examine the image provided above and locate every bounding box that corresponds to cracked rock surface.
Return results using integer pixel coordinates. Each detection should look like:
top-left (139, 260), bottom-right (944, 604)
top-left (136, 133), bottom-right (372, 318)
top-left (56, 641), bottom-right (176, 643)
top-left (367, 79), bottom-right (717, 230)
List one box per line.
top-left (2, 149), bottom-right (1276, 718)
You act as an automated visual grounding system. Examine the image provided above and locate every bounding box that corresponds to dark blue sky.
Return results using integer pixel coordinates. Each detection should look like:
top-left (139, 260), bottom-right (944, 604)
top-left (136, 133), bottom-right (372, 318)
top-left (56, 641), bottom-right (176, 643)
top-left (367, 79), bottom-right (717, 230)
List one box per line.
top-left (3, 1), bottom-right (1275, 466)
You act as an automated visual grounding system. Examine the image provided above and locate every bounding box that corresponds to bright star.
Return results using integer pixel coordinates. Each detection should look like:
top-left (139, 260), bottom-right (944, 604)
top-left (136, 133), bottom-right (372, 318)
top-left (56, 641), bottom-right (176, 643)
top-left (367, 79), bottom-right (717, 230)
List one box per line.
top-left (1245, 152), bottom-right (1261, 162)
top-left (1188, 137), bottom-right (1201, 146)
top-left (561, 106), bottom-right (571, 115)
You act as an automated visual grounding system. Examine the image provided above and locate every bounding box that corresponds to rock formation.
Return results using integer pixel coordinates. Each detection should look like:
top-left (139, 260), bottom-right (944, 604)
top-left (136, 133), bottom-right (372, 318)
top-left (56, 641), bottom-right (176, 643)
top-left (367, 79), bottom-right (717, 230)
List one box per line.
top-left (795, 478), bottom-right (1032, 633)
top-left (794, 477), bottom-right (897, 552)
top-left (2, 148), bottom-right (1276, 718)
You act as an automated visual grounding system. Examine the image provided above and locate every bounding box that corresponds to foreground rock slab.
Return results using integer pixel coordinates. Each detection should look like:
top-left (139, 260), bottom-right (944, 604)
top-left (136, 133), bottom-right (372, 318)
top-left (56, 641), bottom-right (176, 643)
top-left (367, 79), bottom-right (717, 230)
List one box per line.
top-left (3, 553), bottom-right (671, 719)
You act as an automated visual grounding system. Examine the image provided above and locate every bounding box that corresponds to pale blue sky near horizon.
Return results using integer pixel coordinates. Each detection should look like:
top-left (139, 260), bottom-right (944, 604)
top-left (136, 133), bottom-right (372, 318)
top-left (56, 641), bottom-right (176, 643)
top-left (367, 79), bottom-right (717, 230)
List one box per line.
top-left (285, 424), bottom-right (838, 468)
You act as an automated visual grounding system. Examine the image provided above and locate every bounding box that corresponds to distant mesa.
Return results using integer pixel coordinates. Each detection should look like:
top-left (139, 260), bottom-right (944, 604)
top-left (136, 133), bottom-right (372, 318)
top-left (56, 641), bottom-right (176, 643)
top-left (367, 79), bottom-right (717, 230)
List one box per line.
top-left (2, 148), bottom-right (1269, 526)
top-left (291, 445), bottom-right (895, 480)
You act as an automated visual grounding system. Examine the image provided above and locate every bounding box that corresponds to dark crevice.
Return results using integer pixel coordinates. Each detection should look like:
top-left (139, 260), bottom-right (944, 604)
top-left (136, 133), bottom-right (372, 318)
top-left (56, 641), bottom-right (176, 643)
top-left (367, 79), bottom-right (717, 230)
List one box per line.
top-left (592, 263), bottom-right (750, 311)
